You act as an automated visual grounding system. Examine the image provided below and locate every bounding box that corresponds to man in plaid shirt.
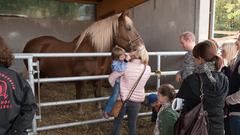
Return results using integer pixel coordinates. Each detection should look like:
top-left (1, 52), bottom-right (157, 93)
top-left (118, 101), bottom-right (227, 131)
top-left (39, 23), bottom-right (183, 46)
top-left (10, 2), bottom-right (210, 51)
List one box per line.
top-left (176, 31), bottom-right (196, 83)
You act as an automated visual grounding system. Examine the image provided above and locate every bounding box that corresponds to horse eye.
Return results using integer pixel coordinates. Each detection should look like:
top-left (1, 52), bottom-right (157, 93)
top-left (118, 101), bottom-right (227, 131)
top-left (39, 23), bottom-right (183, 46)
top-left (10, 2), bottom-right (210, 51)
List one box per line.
top-left (126, 26), bottom-right (131, 31)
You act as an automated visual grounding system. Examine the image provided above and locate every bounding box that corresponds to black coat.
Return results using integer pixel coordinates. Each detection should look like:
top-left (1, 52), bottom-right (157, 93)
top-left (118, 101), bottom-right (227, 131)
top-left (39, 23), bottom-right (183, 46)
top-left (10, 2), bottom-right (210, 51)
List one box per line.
top-left (0, 65), bottom-right (37, 135)
top-left (177, 72), bottom-right (229, 135)
top-left (228, 60), bottom-right (240, 112)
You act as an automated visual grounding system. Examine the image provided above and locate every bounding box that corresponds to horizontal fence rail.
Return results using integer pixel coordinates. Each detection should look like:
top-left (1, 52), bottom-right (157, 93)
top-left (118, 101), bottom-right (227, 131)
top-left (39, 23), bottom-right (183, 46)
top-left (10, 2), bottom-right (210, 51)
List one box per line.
top-left (14, 52), bottom-right (183, 83)
top-left (40, 92), bottom-right (161, 107)
top-left (14, 52), bottom-right (186, 58)
top-left (13, 51), bottom-right (185, 134)
top-left (36, 112), bottom-right (152, 131)
top-left (32, 71), bottom-right (178, 83)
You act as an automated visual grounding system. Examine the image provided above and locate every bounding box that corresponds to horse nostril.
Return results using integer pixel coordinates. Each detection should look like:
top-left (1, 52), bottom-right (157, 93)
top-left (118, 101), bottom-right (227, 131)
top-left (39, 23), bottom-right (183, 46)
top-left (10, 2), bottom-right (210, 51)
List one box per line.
top-left (126, 48), bottom-right (131, 52)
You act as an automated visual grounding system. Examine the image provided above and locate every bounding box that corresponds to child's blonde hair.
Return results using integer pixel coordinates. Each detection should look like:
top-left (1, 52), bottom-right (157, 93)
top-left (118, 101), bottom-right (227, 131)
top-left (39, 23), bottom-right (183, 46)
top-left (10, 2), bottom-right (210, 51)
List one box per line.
top-left (222, 42), bottom-right (238, 65)
top-left (130, 43), bottom-right (149, 65)
top-left (179, 31), bottom-right (195, 42)
top-left (111, 46), bottom-right (126, 60)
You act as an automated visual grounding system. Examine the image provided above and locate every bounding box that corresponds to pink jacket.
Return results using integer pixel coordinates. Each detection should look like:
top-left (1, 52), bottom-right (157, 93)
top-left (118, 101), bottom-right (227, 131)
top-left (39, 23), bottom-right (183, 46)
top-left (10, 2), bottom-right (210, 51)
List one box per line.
top-left (108, 59), bottom-right (151, 102)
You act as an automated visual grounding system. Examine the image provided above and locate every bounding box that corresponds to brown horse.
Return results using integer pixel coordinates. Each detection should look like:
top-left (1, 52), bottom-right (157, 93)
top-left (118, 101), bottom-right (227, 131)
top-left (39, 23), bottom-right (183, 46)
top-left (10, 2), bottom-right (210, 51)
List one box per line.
top-left (23, 11), bottom-right (144, 112)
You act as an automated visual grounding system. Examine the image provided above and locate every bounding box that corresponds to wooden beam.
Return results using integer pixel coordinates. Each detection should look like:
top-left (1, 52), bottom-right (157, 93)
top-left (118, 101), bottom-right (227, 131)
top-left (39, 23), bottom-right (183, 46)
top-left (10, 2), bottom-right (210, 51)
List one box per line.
top-left (57, 0), bottom-right (101, 4)
top-left (96, 0), bottom-right (148, 19)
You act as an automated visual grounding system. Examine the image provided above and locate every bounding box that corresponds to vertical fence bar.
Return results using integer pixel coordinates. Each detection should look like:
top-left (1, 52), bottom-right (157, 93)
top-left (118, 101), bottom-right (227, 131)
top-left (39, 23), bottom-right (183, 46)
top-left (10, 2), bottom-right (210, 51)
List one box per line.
top-left (157, 55), bottom-right (161, 89)
top-left (209, 0), bottom-right (215, 39)
top-left (27, 57), bottom-right (37, 135)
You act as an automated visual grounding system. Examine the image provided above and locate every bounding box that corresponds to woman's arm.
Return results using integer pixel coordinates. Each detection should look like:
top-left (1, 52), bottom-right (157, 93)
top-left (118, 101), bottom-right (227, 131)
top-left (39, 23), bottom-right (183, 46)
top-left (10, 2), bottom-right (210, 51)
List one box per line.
top-left (176, 79), bottom-right (192, 99)
top-left (226, 65), bottom-right (239, 105)
top-left (108, 71), bottom-right (124, 87)
top-left (226, 89), bottom-right (240, 105)
top-left (176, 78), bottom-right (197, 112)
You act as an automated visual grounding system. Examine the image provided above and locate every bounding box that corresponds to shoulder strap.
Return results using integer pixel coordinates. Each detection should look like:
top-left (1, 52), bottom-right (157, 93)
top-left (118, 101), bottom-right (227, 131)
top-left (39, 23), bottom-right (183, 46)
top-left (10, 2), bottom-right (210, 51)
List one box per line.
top-left (124, 65), bottom-right (147, 101)
top-left (197, 74), bottom-right (204, 101)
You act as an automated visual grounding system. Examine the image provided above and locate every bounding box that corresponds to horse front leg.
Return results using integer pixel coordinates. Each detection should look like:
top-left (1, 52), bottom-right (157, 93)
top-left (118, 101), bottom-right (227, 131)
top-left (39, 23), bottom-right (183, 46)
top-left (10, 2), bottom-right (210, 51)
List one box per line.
top-left (75, 81), bottom-right (87, 114)
top-left (93, 80), bottom-right (103, 110)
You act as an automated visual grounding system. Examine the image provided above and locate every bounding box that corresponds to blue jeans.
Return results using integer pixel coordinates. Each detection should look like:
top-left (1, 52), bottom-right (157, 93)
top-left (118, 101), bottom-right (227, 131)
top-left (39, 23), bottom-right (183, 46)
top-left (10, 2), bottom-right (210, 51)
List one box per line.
top-left (229, 115), bottom-right (240, 135)
top-left (112, 101), bottom-right (141, 135)
top-left (224, 117), bottom-right (231, 135)
top-left (104, 82), bottom-right (120, 113)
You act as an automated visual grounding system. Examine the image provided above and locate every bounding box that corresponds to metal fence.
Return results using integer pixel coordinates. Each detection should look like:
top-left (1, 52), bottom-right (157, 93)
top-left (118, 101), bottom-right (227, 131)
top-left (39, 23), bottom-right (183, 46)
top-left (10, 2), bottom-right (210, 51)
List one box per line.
top-left (14, 51), bottom-right (186, 135)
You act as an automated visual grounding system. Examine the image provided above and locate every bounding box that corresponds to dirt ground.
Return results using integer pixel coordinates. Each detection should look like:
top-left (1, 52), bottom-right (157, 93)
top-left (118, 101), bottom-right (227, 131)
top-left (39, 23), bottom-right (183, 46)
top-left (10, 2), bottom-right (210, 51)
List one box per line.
top-left (37, 83), bottom-right (155, 135)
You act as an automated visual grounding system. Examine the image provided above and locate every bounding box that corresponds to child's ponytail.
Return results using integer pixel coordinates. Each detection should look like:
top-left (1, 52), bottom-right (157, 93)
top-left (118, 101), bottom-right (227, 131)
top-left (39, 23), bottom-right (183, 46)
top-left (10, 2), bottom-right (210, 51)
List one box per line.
top-left (211, 55), bottom-right (223, 71)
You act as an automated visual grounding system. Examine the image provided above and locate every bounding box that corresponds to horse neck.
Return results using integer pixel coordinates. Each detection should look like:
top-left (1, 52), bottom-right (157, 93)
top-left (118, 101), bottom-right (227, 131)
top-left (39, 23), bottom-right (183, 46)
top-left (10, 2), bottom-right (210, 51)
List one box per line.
top-left (72, 35), bottom-right (80, 44)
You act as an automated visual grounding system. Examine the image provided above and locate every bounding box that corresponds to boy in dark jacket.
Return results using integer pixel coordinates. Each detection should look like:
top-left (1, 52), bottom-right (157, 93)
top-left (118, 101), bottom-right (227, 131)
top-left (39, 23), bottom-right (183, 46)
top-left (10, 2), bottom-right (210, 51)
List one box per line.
top-left (146, 93), bottom-right (160, 122)
top-left (0, 37), bottom-right (37, 135)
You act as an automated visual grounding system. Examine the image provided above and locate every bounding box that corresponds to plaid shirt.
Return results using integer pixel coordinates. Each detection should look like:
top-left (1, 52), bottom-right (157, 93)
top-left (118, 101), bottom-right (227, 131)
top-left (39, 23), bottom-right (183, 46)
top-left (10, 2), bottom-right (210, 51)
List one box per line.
top-left (179, 51), bottom-right (196, 80)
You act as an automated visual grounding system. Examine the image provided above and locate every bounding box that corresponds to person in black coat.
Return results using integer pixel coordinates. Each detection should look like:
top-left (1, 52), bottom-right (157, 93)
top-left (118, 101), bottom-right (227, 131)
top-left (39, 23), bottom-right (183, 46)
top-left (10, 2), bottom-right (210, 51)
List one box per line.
top-left (0, 37), bottom-right (37, 135)
top-left (177, 40), bottom-right (229, 135)
top-left (225, 35), bottom-right (240, 135)
top-left (219, 41), bottom-right (239, 135)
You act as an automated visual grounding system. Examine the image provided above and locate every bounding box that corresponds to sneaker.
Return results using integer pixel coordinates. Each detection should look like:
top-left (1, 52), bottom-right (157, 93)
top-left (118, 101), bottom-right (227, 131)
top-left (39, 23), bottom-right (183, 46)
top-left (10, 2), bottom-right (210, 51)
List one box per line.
top-left (103, 112), bottom-right (110, 119)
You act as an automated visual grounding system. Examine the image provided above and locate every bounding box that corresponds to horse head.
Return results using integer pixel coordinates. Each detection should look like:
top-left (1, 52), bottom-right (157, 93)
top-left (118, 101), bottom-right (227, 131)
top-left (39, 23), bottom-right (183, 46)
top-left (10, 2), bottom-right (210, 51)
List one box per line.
top-left (74, 10), bottom-right (144, 52)
top-left (114, 11), bottom-right (144, 52)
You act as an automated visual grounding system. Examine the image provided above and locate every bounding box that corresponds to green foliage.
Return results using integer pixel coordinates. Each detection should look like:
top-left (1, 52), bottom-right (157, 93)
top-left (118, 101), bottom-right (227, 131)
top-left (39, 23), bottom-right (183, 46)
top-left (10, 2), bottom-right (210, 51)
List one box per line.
top-left (215, 0), bottom-right (240, 31)
top-left (0, 0), bottom-right (95, 20)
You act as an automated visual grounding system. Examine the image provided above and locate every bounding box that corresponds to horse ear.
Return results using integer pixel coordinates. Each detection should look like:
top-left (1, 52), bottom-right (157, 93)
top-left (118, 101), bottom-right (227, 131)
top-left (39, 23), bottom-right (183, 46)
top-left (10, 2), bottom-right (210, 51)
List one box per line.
top-left (122, 10), bottom-right (130, 17)
top-left (119, 10), bottom-right (130, 21)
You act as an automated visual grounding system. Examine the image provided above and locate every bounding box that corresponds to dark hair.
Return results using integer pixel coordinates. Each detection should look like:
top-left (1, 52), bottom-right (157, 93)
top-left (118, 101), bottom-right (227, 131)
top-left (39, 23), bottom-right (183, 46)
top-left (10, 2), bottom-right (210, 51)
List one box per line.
top-left (111, 46), bottom-right (126, 60)
top-left (193, 40), bottom-right (223, 70)
top-left (0, 37), bottom-right (13, 67)
top-left (158, 84), bottom-right (176, 102)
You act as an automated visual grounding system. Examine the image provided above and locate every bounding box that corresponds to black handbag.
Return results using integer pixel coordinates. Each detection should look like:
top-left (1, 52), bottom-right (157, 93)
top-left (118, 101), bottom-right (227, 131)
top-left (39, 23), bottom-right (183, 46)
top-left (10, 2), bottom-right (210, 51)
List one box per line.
top-left (174, 74), bottom-right (208, 135)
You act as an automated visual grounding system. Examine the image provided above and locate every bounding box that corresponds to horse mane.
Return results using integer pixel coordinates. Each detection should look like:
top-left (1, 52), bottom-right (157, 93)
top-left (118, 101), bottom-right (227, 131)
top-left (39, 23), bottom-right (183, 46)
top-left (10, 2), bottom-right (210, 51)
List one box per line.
top-left (75, 14), bottom-right (121, 52)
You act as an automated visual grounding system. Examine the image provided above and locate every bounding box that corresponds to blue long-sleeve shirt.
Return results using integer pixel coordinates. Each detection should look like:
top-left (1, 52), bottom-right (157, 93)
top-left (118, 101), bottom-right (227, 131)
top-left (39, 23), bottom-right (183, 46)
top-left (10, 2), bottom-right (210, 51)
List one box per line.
top-left (111, 60), bottom-right (127, 82)
top-left (111, 60), bottom-right (127, 72)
